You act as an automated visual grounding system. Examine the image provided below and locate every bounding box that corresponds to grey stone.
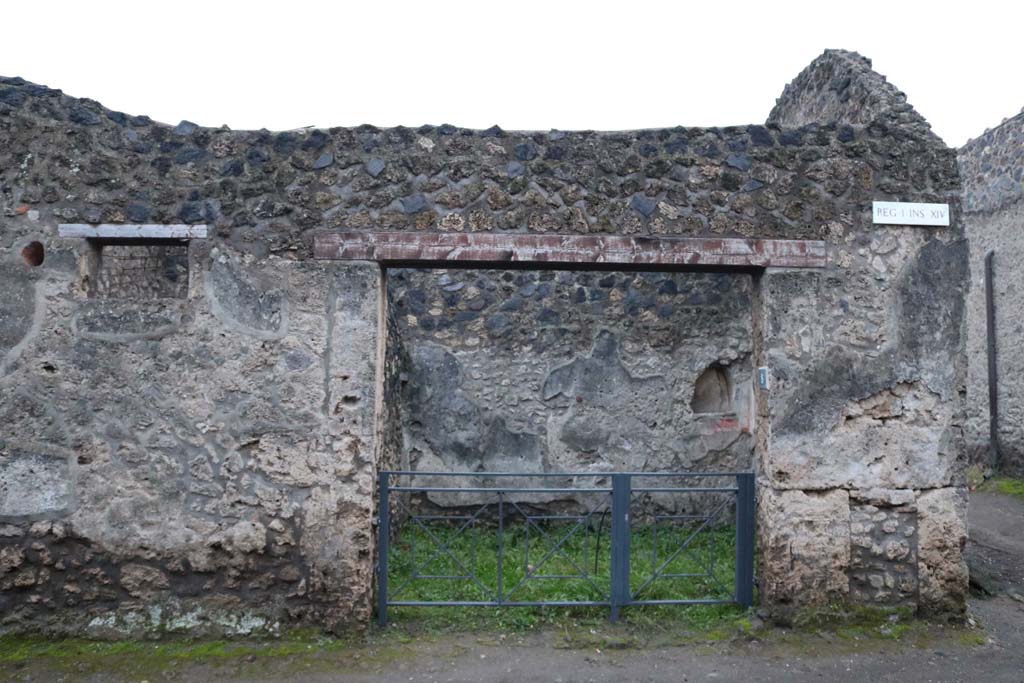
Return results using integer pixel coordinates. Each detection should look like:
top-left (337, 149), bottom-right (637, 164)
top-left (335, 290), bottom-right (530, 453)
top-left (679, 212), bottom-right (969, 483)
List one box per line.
top-left (514, 143), bottom-right (537, 161)
top-left (124, 202), bottom-right (152, 223)
top-left (178, 202), bottom-right (205, 223)
top-left (628, 194), bottom-right (658, 218)
top-left (312, 152), bottom-right (334, 169)
top-left (175, 148), bottom-right (206, 165)
top-left (246, 147), bottom-right (270, 164)
top-left (69, 107), bottom-right (101, 126)
top-left (221, 159), bottom-right (245, 177)
top-left (400, 194), bottom-right (428, 214)
top-left (0, 87), bottom-right (27, 107)
top-left (173, 120), bottom-right (198, 136)
top-left (725, 153), bottom-right (751, 171)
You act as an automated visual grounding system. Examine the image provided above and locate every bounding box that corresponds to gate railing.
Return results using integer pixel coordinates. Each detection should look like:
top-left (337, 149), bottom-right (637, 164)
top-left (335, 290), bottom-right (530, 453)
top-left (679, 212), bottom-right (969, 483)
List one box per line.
top-left (376, 470), bottom-right (755, 625)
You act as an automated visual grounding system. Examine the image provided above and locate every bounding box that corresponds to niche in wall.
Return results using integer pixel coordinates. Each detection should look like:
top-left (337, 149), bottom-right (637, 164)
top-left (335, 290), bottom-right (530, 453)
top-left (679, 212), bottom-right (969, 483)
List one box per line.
top-left (58, 224), bottom-right (206, 300)
top-left (92, 242), bottom-right (189, 299)
top-left (691, 365), bottom-right (732, 414)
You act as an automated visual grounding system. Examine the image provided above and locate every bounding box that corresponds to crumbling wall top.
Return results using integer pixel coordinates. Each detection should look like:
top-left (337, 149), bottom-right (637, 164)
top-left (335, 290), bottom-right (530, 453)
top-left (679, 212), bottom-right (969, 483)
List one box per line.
top-left (767, 49), bottom-right (938, 143)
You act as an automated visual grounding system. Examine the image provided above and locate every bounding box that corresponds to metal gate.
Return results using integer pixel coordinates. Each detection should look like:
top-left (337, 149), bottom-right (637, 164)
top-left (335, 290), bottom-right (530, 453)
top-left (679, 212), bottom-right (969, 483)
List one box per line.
top-left (376, 470), bottom-right (755, 625)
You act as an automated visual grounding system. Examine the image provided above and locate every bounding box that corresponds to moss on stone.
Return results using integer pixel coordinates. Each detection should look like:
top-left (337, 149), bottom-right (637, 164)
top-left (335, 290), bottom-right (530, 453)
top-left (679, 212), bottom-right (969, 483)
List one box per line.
top-left (0, 628), bottom-right (359, 674)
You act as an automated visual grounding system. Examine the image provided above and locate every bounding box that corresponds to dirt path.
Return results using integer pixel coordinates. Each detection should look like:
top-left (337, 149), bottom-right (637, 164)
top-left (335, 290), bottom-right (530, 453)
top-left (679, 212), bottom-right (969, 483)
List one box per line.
top-left (5, 490), bottom-right (1024, 683)
top-left (21, 618), bottom-right (1019, 683)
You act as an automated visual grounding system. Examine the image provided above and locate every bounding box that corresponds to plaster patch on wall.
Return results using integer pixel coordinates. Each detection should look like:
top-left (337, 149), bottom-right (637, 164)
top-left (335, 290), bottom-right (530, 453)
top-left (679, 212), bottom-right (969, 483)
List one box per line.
top-left (72, 301), bottom-right (183, 342)
top-left (0, 269), bottom-right (45, 377)
top-left (402, 343), bottom-right (544, 474)
top-left (205, 252), bottom-right (288, 339)
top-left (0, 446), bottom-right (75, 521)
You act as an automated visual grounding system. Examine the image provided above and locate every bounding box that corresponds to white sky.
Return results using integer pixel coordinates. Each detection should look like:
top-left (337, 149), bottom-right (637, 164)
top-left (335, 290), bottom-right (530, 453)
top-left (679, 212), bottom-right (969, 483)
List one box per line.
top-left (2, 0), bottom-right (1021, 147)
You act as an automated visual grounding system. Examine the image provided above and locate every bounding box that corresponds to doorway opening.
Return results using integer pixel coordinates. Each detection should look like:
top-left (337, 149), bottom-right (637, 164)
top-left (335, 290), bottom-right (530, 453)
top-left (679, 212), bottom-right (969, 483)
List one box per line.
top-left (375, 264), bottom-right (758, 621)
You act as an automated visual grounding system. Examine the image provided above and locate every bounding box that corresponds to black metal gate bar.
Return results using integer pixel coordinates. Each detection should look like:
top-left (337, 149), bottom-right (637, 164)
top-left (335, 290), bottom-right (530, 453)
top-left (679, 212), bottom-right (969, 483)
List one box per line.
top-left (610, 473), bottom-right (630, 622)
top-left (376, 469), bottom-right (390, 626)
top-left (376, 470), bottom-right (756, 626)
top-left (735, 472), bottom-right (756, 607)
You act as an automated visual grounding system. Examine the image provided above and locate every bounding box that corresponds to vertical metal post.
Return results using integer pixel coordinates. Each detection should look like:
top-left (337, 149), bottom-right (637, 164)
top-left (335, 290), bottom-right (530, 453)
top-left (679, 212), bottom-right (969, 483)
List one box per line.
top-left (985, 250), bottom-right (1000, 467)
top-left (734, 472), bottom-right (755, 608)
top-left (610, 473), bottom-right (631, 622)
top-left (497, 492), bottom-right (504, 605)
top-left (377, 470), bottom-right (390, 626)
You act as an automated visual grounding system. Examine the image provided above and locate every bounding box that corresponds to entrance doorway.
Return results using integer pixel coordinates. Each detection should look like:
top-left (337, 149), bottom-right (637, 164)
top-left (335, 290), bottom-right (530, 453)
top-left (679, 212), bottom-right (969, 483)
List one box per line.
top-left (314, 230), bottom-right (828, 621)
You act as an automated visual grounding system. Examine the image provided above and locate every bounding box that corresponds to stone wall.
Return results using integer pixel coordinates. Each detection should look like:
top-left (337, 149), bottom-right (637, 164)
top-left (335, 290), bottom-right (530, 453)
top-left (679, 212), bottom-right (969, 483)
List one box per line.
top-left (0, 69), bottom-right (945, 259)
top-left (0, 241), bottom-right (385, 636)
top-left (0, 48), bottom-right (972, 631)
top-left (388, 268), bottom-right (754, 487)
top-left (959, 112), bottom-right (1024, 475)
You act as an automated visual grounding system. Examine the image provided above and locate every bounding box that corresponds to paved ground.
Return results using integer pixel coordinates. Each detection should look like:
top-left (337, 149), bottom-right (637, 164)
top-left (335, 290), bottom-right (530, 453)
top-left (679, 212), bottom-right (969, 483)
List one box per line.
top-left (4, 490), bottom-right (1024, 683)
top-left (967, 491), bottom-right (1024, 594)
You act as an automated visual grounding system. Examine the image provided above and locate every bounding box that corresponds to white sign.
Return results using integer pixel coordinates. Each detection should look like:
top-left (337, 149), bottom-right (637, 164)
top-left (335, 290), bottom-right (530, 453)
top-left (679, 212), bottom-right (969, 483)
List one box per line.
top-left (872, 201), bottom-right (950, 227)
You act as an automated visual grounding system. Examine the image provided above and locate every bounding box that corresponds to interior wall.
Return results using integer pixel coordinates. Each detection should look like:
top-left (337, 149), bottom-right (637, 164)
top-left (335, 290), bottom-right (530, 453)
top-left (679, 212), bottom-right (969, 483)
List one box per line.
top-left (387, 268), bottom-right (755, 479)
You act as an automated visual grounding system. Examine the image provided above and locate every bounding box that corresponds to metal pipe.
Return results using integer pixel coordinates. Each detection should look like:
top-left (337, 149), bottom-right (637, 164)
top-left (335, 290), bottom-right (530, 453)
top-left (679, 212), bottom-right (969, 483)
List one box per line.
top-left (985, 250), bottom-right (1000, 468)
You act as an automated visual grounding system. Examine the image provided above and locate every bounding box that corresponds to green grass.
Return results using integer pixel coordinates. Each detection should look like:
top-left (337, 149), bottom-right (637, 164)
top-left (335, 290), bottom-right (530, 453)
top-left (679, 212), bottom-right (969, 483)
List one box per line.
top-left (0, 628), bottom-right (353, 667)
top-left (983, 476), bottom-right (1024, 501)
top-left (384, 513), bottom-right (743, 632)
